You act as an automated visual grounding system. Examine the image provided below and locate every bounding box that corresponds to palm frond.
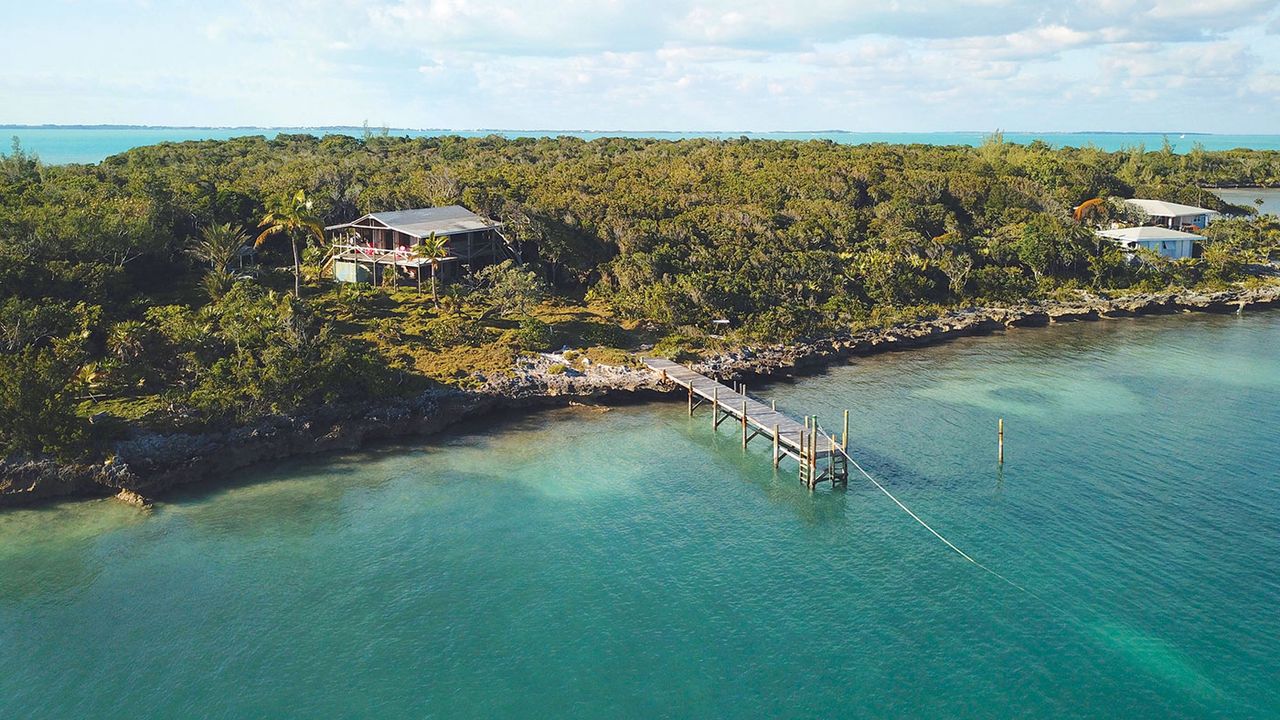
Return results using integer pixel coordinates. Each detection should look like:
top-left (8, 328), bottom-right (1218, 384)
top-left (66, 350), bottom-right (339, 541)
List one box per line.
top-left (254, 224), bottom-right (284, 247)
top-left (303, 219), bottom-right (326, 244)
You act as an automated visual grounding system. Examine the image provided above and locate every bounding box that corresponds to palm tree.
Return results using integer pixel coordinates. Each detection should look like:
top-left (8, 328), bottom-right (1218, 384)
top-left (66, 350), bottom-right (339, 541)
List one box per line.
top-left (256, 190), bottom-right (325, 297)
top-left (412, 232), bottom-right (450, 307)
top-left (188, 222), bottom-right (250, 271)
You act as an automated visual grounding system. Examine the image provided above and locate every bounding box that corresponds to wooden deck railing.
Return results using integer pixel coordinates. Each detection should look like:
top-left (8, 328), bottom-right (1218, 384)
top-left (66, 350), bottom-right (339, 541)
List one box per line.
top-left (331, 243), bottom-right (419, 263)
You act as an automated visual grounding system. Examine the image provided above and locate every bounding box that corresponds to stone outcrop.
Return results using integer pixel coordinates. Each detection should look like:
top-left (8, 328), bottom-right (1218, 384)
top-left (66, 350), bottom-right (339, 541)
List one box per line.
top-left (113, 488), bottom-right (153, 509)
top-left (0, 458), bottom-right (138, 506)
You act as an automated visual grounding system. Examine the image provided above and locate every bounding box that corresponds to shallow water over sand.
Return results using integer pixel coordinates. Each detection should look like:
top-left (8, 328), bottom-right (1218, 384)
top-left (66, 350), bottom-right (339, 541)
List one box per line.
top-left (2, 312), bottom-right (1279, 718)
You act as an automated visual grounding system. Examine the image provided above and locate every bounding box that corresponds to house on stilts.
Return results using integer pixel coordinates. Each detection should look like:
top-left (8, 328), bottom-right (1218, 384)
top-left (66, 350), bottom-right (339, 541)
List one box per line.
top-left (325, 205), bottom-right (515, 287)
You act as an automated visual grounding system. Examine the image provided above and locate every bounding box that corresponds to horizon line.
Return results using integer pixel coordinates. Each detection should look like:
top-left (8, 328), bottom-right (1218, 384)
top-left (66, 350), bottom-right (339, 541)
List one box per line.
top-left (0, 124), bottom-right (1248, 137)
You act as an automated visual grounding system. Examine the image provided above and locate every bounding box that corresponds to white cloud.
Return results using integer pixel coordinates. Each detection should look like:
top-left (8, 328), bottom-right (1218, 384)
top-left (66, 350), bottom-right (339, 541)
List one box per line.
top-left (3, 0), bottom-right (1279, 131)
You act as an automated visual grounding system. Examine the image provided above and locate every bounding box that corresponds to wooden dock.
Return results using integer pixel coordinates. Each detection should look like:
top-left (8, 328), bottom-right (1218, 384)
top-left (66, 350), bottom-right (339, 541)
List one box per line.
top-left (643, 358), bottom-right (849, 489)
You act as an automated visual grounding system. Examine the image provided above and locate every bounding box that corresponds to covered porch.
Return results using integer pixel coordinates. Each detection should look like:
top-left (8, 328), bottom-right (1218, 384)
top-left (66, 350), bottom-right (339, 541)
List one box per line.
top-left (331, 243), bottom-right (458, 291)
top-left (325, 205), bottom-right (506, 286)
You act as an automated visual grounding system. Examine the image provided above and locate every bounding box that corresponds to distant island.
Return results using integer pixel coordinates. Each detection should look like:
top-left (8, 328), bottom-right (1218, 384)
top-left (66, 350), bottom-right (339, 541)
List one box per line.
top-left (8, 127), bottom-right (1274, 167)
top-left (0, 124), bottom-right (1221, 135)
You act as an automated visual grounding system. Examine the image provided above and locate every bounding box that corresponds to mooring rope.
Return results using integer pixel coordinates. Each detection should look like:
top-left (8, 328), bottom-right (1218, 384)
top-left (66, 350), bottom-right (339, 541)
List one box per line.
top-left (837, 446), bottom-right (1031, 594)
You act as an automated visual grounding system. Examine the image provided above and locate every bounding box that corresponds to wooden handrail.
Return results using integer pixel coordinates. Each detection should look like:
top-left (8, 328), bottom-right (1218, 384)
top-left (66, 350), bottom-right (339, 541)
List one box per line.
top-left (330, 244), bottom-right (459, 263)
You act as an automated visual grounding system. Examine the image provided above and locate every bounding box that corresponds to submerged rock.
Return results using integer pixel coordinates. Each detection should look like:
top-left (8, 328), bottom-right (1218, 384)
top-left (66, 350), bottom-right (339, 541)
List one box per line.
top-left (114, 488), bottom-right (153, 509)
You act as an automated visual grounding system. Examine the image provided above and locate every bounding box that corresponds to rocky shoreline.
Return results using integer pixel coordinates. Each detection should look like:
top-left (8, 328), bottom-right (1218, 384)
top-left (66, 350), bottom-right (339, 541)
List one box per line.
top-left (689, 285), bottom-right (1280, 379)
top-left (2, 284), bottom-right (1277, 509)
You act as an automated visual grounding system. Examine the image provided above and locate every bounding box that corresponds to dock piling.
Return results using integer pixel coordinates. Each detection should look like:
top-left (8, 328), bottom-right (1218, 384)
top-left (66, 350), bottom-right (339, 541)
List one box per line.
top-left (829, 434), bottom-right (835, 480)
top-left (799, 430), bottom-right (807, 483)
top-left (810, 428), bottom-right (818, 489)
top-left (641, 358), bottom-right (855, 490)
top-left (772, 424), bottom-right (780, 468)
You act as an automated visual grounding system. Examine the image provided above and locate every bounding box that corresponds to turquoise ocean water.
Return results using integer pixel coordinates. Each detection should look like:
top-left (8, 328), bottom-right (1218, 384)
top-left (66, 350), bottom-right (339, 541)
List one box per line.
top-left (2, 312), bottom-right (1279, 717)
top-left (1210, 188), bottom-right (1280, 216)
top-left (6, 126), bottom-right (1280, 165)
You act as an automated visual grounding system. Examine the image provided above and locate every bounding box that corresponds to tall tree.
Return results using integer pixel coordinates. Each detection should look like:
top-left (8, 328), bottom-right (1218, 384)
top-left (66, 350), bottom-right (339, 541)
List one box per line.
top-left (475, 260), bottom-right (545, 318)
top-left (412, 232), bottom-right (450, 308)
top-left (256, 190), bottom-right (325, 297)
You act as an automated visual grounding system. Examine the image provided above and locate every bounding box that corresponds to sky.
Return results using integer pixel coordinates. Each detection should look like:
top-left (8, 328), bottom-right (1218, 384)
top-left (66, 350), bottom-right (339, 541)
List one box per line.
top-left (3, 0), bottom-right (1280, 132)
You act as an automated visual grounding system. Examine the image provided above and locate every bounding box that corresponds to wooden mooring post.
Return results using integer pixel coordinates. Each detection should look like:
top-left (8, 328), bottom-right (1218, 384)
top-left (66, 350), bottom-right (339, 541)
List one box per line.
top-left (811, 426), bottom-right (819, 490)
top-left (798, 429), bottom-right (807, 484)
top-left (998, 418), bottom-right (1005, 464)
top-left (828, 434), bottom-right (835, 480)
top-left (772, 424), bottom-right (780, 468)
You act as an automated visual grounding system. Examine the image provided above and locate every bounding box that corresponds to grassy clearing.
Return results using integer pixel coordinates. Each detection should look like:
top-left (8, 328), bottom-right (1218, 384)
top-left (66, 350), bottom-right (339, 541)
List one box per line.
top-left (79, 394), bottom-right (170, 423)
top-left (311, 284), bottom-right (648, 385)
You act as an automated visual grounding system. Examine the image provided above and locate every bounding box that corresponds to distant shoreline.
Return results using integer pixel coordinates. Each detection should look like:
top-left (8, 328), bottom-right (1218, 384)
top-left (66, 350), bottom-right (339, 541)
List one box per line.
top-left (0, 124), bottom-right (1234, 136)
top-left (8, 127), bottom-right (1280, 166)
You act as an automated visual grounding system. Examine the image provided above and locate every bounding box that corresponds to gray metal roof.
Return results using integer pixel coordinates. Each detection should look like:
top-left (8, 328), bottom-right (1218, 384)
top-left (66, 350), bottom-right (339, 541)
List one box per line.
top-left (1124, 198), bottom-right (1219, 218)
top-left (1097, 226), bottom-right (1201, 241)
top-left (326, 205), bottom-right (500, 239)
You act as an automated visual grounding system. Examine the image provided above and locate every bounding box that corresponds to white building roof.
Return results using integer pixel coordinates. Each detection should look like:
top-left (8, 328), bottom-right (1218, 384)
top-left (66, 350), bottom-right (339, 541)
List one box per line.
top-left (1124, 198), bottom-right (1220, 219)
top-left (1097, 226), bottom-right (1201, 242)
top-left (326, 205), bottom-right (501, 239)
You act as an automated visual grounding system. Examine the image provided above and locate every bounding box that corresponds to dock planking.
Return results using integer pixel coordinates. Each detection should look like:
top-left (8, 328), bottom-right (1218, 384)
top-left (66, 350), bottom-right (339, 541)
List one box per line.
top-left (643, 358), bottom-right (849, 488)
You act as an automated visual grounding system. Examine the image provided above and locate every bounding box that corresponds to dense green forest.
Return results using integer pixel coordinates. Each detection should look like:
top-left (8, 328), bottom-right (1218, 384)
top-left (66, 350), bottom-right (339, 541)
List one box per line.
top-left (2, 133), bottom-right (1279, 460)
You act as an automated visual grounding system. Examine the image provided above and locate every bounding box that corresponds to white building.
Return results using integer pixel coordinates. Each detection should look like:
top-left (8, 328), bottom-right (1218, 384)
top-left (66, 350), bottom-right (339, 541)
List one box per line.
top-left (1097, 226), bottom-right (1199, 259)
top-left (1124, 199), bottom-right (1219, 231)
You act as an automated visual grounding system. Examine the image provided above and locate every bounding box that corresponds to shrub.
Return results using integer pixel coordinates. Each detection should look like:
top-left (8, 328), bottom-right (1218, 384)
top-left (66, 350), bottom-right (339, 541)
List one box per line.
top-left (201, 269), bottom-right (237, 300)
top-left (422, 316), bottom-right (488, 348)
top-left (973, 266), bottom-right (1036, 303)
top-left (515, 317), bottom-right (555, 351)
top-left (372, 317), bottom-right (402, 345)
top-left (331, 282), bottom-right (381, 317)
top-left (475, 260), bottom-right (545, 317)
top-left (0, 297), bottom-right (95, 352)
top-left (1201, 243), bottom-right (1245, 284)
top-left (0, 344), bottom-right (90, 459)
top-left (851, 249), bottom-right (935, 307)
top-left (580, 321), bottom-right (627, 347)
